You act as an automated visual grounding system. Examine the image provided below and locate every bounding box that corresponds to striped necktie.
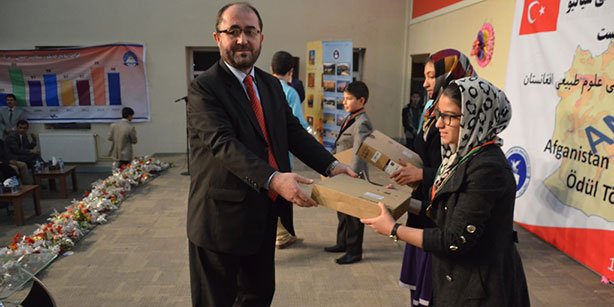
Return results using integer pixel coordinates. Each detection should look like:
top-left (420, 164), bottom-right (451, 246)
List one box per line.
top-left (243, 75), bottom-right (279, 200)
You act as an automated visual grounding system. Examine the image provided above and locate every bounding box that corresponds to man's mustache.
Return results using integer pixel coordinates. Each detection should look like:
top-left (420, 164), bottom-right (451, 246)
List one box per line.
top-left (233, 47), bottom-right (253, 52)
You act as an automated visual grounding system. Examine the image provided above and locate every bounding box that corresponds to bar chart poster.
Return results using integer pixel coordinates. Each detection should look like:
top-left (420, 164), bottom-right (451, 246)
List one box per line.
top-left (0, 43), bottom-right (150, 123)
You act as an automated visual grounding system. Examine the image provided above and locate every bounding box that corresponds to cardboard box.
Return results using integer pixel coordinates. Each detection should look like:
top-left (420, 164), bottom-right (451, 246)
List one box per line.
top-left (310, 175), bottom-right (411, 220)
top-left (357, 130), bottom-right (423, 175)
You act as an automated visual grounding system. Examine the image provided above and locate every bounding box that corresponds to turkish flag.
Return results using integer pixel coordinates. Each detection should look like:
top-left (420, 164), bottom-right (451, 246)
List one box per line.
top-left (519, 0), bottom-right (560, 35)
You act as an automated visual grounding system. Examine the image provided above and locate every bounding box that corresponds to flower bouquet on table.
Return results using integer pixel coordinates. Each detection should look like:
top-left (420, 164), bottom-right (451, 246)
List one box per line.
top-left (31, 223), bottom-right (76, 254)
top-left (1, 156), bottom-right (169, 260)
top-left (48, 210), bottom-right (85, 240)
top-left (140, 156), bottom-right (170, 174)
top-left (62, 202), bottom-right (94, 230)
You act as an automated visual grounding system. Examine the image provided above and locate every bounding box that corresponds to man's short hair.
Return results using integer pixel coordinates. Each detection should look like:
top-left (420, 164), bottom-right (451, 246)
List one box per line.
top-left (271, 51), bottom-right (294, 75)
top-left (216, 2), bottom-right (263, 31)
top-left (345, 81), bottom-right (369, 104)
top-left (6, 94), bottom-right (16, 101)
top-left (17, 120), bottom-right (28, 127)
top-left (122, 107), bottom-right (135, 119)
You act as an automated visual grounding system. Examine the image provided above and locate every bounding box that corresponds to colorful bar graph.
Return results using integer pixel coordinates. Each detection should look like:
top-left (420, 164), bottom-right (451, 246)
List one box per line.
top-left (108, 72), bottom-right (121, 105)
top-left (0, 93), bottom-right (7, 107)
top-left (44, 74), bottom-right (60, 106)
top-left (76, 80), bottom-right (91, 106)
top-left (91, 67), bottom-right (107, 105)
top-left (8, 68), bottom-right (26, 106)
top-left (60, 80), bottom-right (76, 106)
top-left (28, 80), bottom-right (43, 106)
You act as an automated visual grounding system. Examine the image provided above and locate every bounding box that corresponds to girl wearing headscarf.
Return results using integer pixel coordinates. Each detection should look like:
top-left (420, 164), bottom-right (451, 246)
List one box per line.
top-left (363, 77), bottom-right (530, 306)
top-left (390, 49), bottom-right (476, 306)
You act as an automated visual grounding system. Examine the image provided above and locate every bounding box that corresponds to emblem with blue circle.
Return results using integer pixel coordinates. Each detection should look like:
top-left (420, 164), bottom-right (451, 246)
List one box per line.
top-left (506, 146), bottom-right (531, 198)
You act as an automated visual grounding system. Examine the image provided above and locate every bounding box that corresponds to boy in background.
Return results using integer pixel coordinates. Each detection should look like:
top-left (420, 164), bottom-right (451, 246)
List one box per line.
top-left (108, 107), bottom-right (137, 168)
top-left (271, 50), bottom-right (310, 249)
top-left (324, 81), bottom-right (373, 264)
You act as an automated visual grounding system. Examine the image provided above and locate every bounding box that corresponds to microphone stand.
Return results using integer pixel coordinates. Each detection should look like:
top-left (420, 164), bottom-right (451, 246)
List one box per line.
top-left (175, 96), bottom-right (190, 176)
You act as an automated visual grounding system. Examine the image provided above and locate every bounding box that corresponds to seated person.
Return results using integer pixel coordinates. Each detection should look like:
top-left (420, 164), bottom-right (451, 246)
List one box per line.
top-left (5, 120), bottom-right (43, 168)
top-left (0, 139), bottom-right (18, 183)
top-left (0, 138), bottom-right (33, 184)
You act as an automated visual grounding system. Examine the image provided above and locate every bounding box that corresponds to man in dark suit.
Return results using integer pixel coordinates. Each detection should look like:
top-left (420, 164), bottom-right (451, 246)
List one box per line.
top-left (186, 3), bottom-right (355, 307)
top-left (5, 120), bottom-right (42, 168)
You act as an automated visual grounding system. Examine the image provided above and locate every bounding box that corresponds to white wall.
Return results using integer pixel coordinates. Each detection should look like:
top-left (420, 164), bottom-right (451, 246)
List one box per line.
top-left (0, 0), bottom-right (407, 159)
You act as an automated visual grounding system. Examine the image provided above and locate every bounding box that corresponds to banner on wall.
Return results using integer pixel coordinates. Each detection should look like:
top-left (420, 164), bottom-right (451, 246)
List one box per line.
top-left (304, 41), bottom-right (324, 144)
top-left (304, 41), bottom-right (353, 152)
top-left (0, 43), bottom-right (150, 123)
top-left (504, 0), bottom-right (613, 279)
top-left (410, 0), bottom-right (485, 24)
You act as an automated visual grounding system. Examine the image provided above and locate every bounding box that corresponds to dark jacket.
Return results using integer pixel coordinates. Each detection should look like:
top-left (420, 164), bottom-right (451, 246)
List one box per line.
top-left (6, 132), bottom-right (36, 155)
top-left (422, 145), bottom-right (530, 307)
top-left (408, 124), bottom-right (441, 229)
top-left (186, 60), bottom-right (335, 255)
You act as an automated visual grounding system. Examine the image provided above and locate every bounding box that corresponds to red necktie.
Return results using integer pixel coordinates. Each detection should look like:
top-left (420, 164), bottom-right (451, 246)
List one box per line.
top-left (243, 75), bottom-right (279, 200)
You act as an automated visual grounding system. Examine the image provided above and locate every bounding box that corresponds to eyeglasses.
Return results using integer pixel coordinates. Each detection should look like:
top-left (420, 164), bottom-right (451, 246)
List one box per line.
top-left (433, 109), bottom-right (462, 126)
top-left (216, 27), bottom-right (261, 38)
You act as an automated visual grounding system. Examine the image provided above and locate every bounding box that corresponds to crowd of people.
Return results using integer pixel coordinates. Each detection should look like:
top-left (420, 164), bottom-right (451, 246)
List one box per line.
top-left (0, 94), bottom-right (39, 184)
top-left (0, 91), bottom-right (137, 187)
top-left (185, 2), bottom-right (530, 307)
top-left (0, 2), bottom-right (531, 306)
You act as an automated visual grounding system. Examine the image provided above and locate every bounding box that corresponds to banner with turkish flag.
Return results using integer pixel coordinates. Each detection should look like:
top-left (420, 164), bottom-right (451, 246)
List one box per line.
top-left (504, 0), bottom-right (614, 281)
top-left (519, 0), bottom-right (560, 35)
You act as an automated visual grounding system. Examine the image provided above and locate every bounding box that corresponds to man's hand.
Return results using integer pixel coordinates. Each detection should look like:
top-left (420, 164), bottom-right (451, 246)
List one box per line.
top-left (329, 163), bottom-right (358, 178)
top-left (269, 172), bottom-right (318, 207)
top-left (30, 133), bottom-right (36, 140)
top-left (390, 161), bottom-right (423, 185)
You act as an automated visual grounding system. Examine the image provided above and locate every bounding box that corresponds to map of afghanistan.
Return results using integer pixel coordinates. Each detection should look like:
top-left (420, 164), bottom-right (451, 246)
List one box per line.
top-left (544, 42), bottom-right (614, 221)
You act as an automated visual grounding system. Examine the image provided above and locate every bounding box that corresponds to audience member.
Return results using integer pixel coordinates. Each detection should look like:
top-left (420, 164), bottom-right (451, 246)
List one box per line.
top-left (108, 107), bottom-right (137, 168)
top-left (271, 50), bottom-right (310, 249)
top-left (402, 92), bottom-right (423, 150)
top-left (0, 94), bottom-right (26, 138)
top-left (290, 76), bottom-right (305, 103)
top-left (0, 138), bottom-right (33, 184)
top-left (0, 139), bottom-right (18, 182)
top-left (5, 120), bottom-right (42, 168)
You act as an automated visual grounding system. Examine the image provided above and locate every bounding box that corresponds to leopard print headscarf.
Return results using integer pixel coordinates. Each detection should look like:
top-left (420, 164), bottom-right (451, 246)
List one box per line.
top-left (432, 77), bottom-right (512, 195)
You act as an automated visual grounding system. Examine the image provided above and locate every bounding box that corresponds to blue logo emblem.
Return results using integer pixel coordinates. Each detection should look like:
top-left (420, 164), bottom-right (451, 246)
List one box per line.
top-left (123, 51), bottom-right (138, 67)
top-left (506, 146), bottom-right (531, 198)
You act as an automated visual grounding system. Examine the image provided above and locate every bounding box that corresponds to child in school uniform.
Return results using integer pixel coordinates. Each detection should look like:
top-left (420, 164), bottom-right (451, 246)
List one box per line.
top-left (324, 81), bottom-right (374, 265)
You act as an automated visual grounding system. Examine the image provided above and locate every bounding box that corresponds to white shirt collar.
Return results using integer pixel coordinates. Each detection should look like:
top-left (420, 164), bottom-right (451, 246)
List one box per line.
top-left (224, 61), bottom-right (256, 84)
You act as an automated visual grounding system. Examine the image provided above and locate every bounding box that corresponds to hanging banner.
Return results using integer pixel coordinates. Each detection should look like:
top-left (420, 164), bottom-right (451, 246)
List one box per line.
top-left (410, 0), bottom-right (485, 24)
top-left (503, 0), bottom-right (613, 279)
top-left (304, 40), bottom-right (353, 152)
top-left (321, 41), bottom-right (353, 152)
top-left (304, 41), bottom-right (324, 144)
top-left (0, 43), bottom-right (150, 123)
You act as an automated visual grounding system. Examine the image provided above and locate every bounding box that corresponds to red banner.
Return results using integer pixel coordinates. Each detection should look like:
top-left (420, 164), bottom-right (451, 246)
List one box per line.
top-left (411, 0), bottom-right (463, 19)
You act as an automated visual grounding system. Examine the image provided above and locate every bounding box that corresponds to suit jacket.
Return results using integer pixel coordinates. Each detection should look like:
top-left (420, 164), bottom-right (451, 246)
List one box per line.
top-left (186, 60), bottom-right (335, 255)
top-left (5, 132), bottom-right (37, 161)
top-left (0, 107), bottom-right (25, 137)
top-left (333, 111), bottom-right (372, 176)
top-left (422, 145), bottom-right (530, 307)
top-left (108, 119), bottom-right (137, 161)
top-left (0, 139), bottom-right (11, 164)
